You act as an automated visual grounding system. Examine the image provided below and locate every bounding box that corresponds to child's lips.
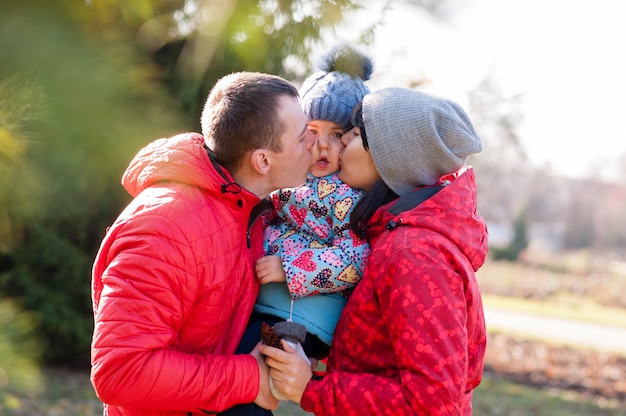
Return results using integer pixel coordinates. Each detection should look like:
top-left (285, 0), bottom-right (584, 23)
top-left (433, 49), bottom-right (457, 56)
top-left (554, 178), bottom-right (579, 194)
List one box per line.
top-left (316, 159), bottom-right (329, 169)
top-left (315, 158), bottom-right (329, 169)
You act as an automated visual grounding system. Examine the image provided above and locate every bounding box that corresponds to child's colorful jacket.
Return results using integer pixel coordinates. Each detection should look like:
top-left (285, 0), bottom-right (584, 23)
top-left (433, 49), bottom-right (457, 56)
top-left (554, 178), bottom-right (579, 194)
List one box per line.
top-left (254, 172), bottom-right (370, 345)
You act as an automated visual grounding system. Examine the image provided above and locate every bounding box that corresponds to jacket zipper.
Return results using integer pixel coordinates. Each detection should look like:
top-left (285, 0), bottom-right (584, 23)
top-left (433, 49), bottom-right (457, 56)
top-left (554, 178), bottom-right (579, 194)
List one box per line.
top-left (247, 199), bottom-right (272, 248)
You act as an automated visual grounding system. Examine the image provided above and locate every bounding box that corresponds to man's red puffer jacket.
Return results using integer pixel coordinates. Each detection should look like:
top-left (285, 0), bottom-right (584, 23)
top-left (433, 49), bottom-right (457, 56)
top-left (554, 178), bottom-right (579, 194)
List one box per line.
top-left (91, 133), bottom-right (265, 416)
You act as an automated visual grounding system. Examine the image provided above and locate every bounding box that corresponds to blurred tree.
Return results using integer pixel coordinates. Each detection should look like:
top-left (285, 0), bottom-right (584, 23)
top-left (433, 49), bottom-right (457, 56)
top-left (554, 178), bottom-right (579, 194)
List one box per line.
top-left (561, 182), bottom-right (595, 250)
top-left (468, 73), bottom-right (528, 224)
top-left (0, 0), bottom-right (453, 366)
top-left (595, 184), bottom-right (626, 253)
top-left (0, 1), bottom-right (186, 365)
top-left (69, 0), bottom-right (370, 125)
top-left (618, 152), bottom-right (626, 185)
top-left (491, 210), bottom-right (529, 261)
top-left (71, 0), bottom-right (451, 124)
top-left (0, 77), bottom-right (45, 252)
top-left (0, 299), bottom-right (42, 395)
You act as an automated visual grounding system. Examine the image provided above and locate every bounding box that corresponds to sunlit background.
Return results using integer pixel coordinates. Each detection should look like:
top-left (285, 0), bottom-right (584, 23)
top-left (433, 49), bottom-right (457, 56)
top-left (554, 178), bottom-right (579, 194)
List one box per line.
top-left (333, 0), bottom-right (626, 182)
top-left (1, 1), bottom-right (626, 414)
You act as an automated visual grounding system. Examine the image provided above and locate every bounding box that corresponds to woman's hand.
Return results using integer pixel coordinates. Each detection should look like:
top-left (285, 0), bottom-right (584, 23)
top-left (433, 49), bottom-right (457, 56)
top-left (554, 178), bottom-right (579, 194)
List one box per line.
top-left (259, 340), bottom-right (314, 403)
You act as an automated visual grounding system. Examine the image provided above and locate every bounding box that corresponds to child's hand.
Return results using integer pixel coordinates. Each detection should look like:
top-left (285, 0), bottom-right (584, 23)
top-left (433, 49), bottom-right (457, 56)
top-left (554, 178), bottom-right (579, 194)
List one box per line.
top-left (255, 255), bottom-right (286, 284)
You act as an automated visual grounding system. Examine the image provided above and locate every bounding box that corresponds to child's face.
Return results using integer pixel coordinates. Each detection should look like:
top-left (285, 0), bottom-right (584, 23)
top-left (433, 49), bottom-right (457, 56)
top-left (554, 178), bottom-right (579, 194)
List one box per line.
top-left (307, 120), bottom-right (345, 177)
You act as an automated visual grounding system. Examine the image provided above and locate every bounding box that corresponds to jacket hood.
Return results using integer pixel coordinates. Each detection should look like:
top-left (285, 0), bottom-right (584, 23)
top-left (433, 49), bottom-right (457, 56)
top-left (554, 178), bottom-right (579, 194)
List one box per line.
top-left (367, 167), bottom-right (488, 272)
top-left (121, 133), bottom-right (258, 206)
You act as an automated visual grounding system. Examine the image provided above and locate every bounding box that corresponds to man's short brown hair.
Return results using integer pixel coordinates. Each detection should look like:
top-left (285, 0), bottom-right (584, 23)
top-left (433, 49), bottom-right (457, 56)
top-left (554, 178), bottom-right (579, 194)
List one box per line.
top-left (201, 72), bottom-right (300, 172)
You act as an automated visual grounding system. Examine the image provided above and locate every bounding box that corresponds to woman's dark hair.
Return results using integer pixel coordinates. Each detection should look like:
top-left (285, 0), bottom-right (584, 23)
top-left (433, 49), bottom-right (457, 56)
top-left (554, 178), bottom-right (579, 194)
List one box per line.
top-left (350, 181), bottom-right (398, 238)
top-left (348, 102), bottom-right (399, 238)
top-left (348, 102), bottom-right (368, 149)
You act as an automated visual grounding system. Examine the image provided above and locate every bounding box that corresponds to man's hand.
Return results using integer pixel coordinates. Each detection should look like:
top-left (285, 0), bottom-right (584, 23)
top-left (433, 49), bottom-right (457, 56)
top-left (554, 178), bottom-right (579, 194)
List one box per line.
top-left (255, 255), bottom-right (286, 284)
top-left (250, 344), bottom-right (279, 410)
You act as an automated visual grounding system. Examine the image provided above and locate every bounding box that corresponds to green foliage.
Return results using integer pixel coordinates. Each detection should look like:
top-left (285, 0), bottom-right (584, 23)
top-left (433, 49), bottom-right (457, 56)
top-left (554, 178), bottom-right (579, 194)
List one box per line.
top-left (0, 0), bottom-right (442, 367)
top-left (64, 0), bottom-right (373, 126)
top-left (0, 298), bottom-right (42, 393)
top-left (1, 226), bottom-right (94, 365)
top-left (0, 2), bottom-right (187, 365)
top-left (0, 78), bottom-right (46, 250)
top-left (0, 0), bottom-right (370, 367)
top-left (146, 0), bottom-right (366, 124)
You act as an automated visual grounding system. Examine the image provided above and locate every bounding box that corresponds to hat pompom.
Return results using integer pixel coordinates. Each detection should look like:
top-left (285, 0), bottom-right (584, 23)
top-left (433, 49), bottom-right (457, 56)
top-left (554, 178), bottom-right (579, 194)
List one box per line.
top-left (300, 44), bottom-right (373, 131)
top-left (316, 43), bottom-right (373, 81)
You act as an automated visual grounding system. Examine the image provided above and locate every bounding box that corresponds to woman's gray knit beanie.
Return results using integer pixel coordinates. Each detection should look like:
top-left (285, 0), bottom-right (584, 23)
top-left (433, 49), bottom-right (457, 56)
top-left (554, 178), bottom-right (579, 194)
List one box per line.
top-left (363, 87), bottom-right (483, 195)
top-left (300, 44), bottom-right (373, 132)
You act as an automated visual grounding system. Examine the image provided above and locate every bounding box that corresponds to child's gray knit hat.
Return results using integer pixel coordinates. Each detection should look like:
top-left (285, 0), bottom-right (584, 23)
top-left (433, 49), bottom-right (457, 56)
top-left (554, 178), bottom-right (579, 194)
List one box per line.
top-left (363, 87), bottom-right (483, 195)
top-left (300, 44), bottom-right (373, 132)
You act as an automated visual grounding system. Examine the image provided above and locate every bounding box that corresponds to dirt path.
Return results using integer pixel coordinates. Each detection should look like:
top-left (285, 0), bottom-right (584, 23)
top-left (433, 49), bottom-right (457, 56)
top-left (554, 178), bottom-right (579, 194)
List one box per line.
top-left (484, 307), bottom-right (626, 405)
top-left (484, 306), bottom-right (626, 356)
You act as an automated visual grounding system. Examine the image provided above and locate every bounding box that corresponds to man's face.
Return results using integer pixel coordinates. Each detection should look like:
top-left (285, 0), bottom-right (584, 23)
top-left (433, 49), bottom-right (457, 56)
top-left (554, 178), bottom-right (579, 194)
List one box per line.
top-left (268, 95), bottom-right (314, 189)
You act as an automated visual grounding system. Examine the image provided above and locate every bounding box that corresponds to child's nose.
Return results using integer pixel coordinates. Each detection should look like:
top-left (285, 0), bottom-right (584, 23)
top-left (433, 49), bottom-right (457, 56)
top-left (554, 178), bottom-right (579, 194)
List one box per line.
top-left (317, 135), bottom-right (329, 149)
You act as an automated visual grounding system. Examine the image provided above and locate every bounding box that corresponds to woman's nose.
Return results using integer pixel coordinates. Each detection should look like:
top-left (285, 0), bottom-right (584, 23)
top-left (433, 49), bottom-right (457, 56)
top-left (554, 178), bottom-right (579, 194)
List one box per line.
top-left (340, 130), bottom-right (353, 146)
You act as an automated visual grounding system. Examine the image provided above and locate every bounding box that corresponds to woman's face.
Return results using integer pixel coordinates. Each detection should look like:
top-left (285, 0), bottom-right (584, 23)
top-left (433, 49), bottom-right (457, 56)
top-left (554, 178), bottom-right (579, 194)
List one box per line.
top-left (338, 127), bottom-right (381, 191)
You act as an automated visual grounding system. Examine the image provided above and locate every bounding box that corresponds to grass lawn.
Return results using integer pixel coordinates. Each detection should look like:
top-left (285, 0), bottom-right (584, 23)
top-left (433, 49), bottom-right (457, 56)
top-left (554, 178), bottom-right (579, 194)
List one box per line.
top-left (1, 366), bottom-right (624, 416)
top-left (267, 374), bottom-right (626, 416)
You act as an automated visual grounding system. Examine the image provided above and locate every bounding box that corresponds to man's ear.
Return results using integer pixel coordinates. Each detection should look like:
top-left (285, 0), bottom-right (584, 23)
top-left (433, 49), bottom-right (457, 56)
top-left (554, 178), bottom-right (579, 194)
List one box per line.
top-left (250, 148), bottom-right (271, 175)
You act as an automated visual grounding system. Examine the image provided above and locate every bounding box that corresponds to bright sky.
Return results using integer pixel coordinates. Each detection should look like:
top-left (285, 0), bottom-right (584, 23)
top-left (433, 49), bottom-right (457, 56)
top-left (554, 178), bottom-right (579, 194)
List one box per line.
top-left (339, 0), bottom-right (626, 181)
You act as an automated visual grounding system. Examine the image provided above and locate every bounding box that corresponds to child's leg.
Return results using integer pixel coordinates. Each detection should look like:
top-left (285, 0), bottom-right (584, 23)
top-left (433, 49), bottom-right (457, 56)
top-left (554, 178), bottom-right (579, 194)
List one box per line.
top-left (301, 332), bottom-right (330, 361)
top-left (235, 313), bottom-right (280, 354)
top-left (218, 404), bottom-right (273, 416)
